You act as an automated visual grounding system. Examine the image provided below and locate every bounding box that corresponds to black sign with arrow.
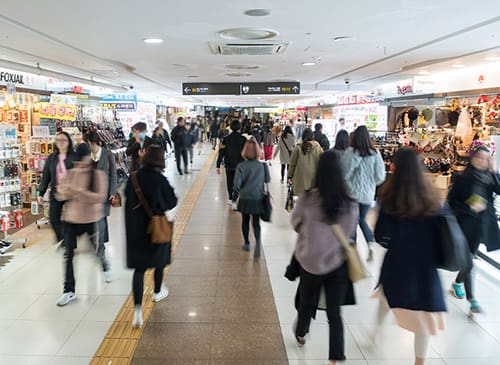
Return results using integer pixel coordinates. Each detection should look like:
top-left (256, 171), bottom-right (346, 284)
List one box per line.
top-left (182, 82), bottom-right (300, 96)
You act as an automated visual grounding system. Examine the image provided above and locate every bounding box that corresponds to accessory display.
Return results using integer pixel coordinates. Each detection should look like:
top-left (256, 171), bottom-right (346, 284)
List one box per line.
top-left (131, 172), bottom-right (173, 244)
top-left (331, 224), bottom-right (367, 283)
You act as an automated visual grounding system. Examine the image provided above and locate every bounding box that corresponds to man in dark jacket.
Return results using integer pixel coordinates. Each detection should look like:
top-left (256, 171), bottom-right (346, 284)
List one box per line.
top-left (313, 123), bottom-right (330, 151)
top-left (170, 117), bottom-right (189, 175)
top-left (216, 120), bottom-right (247, 206)
top-left (126, 122), bottom-right (155, 173)
top-left (156, 121), bottom-right (173, 153)
top-left (186, 122), bottom-right (198, 164)
top-left (252, 121), bottom-right (264, 145)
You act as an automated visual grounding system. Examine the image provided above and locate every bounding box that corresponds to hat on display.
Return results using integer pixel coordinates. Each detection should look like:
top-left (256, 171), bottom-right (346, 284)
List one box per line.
top-left (477, 95), bottom-right (489, 104)
top-left (74, 143), bottom-right (91, 161)
top-left (408, 108), bottom-right (419, 122)
top-left (422, 107), bottom-right (433, 122)
top-left (449, 98), bottom-right (460, 111)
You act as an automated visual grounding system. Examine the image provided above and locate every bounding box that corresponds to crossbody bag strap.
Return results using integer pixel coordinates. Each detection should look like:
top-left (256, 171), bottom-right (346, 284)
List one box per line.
top-left (281, 137), bottom-right (292, 154)
top-left (332, 224), bottom-right (350, 250)
top-left (131, 172), bottom-right (154, 218)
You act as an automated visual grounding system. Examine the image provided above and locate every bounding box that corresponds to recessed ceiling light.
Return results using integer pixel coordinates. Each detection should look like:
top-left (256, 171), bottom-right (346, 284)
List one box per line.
top-left (333, 36), bottom-right (352, 42)
top-left (302, 62), bottom-right (316, 66)
top-left (218, 28), bottom-right (278, 40)
top-left (418, 70), bottom-right (430, 75)
top-left (188, 312), bottom-right (197, 317)
top-left (452, 64), bottom-right (464, 68)
top-left (244, 9), bottom-right (271, 17)
top-left (143, 38), bottom-right (163, 44)
top-left (485, 56), bottom-right (500, 61)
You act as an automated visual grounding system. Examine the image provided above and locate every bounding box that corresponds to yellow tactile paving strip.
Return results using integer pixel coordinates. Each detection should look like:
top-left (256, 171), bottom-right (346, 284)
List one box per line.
top-left (91, 150), bottom-right (217, 365)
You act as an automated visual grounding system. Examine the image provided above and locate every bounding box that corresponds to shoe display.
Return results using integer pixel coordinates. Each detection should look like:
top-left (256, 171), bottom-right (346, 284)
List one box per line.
top-left (153, 286), bottom-right (169, 303)
top-left (56, 292), bottom-right (76, 306)
top-left (451, 282), bottom-right (465, 299)
top-left (132, 305), bottom-right (143, 328)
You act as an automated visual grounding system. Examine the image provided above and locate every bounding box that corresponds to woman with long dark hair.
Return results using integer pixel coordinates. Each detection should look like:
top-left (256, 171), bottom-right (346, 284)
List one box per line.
top-left (274, 126), bottom-right (296, 183)
top-left (374, 148), bottom-right (446, 365)
top-left (333, 130), bottom-right (350, 155)
top-left (38, 132), bottom-right (75, 246)
top-left (341, 126), bottom-right (385, 261)
top-left (288, 128), bottom-right (323, 196)
top-left (291, 151), bottom-right (358, 364)
top-left (448, 146), bottom-right (500, 313)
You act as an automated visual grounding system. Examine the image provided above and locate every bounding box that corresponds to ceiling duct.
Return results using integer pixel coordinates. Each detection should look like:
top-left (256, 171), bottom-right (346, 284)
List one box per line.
top-left (209, 42), bottom-right (288, 56)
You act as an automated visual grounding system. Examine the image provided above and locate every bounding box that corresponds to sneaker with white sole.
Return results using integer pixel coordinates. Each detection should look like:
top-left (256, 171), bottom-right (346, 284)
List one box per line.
top-left (153, 286), bottom-right (169, 303)
top-left (56, 292), bottom-right (76, 306)
top-left (104, 271), bottom-right (113, 283)
top-left (132, 305), bottom-right (143, 328)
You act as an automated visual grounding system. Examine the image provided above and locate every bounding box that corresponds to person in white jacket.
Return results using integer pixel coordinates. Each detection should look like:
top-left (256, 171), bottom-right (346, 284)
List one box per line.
top-left (341, 126), bottom-right (386, 261)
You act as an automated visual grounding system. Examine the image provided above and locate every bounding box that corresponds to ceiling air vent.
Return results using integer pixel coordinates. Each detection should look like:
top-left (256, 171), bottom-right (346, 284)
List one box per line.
top-left (209, 42), bottom-right (288, 56)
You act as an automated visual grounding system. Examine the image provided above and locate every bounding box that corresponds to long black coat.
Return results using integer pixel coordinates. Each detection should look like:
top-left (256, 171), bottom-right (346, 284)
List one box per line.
top-left (448, 170), bottom-right (500, 252)
top-left (125, 167), bottom-right (177, 269)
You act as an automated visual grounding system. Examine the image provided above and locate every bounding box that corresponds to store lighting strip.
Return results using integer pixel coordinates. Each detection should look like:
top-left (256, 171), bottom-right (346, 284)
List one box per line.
top-left (0, 59), bottom-right (128, 92)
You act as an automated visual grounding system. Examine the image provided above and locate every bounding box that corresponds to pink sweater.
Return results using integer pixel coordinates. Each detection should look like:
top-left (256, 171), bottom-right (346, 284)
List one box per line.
top-left (56, 162), bottom-right (108, 224)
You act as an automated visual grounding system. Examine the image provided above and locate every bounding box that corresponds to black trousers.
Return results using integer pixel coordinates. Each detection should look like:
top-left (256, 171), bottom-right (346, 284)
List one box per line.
top-left (281, 164), bottom-right (289, 181)
top-left (133, 268), bottom-right (164, 305)
top-left (226, 168), bottom-right (237, 201)
top-left (296, 264), bottom-right (349, 361)
top-left (49, 197), bottom-right (64, 242)
top-left (455, 215), bottom-right (482, 300)
top-left (241, 213), bottom-right (261, 244)
top-left (175, 149), bottom-right (188, 173)
top-left (63, 221), bottom-right (109, 293)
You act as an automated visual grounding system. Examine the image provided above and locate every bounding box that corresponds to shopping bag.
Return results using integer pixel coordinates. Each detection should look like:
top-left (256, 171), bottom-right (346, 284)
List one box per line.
top-left (285, 183), bottom-right (294, 212)
top-left (332, 224), bottom-right (368, 283)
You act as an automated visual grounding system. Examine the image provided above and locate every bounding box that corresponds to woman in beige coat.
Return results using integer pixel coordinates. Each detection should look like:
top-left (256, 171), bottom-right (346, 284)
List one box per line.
top-left (288, 128), bottom-right (323, 196)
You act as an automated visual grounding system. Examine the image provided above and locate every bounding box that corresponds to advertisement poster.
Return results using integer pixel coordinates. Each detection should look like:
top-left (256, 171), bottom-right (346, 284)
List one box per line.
top-left (38, 102), bottom-right (77, 121)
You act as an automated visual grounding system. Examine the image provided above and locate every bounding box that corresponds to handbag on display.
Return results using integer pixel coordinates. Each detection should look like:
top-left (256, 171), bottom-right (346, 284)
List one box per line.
top-left (260, 164), bottom-right (273, 222)
top-left (437, 208), bottom-right (469, 271)
top-left (285, 183), bottom-right (294, 212)
top-left (131, 172), bottom-right (173, 244)
top-left (332, 224), bottom-right (368, 283)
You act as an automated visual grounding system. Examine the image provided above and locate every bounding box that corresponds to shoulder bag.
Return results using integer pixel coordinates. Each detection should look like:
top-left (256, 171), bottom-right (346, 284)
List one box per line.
top-left (131, 172), bottom-right (173, 244)
top-left (437, 208), bottom-right (469, 271)
top-left (261, 164), bottom-right (273, 222)
top-left (106, 151), bottom-right (122, 208)
top-left (332, 224), bottom-right (368, 282)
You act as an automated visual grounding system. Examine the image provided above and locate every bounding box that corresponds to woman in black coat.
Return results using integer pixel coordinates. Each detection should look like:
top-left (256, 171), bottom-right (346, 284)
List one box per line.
top-left (125, 145), bottom-right (177, 328)
top-left (374, 148), bottom-right (446, 365)
top-left (448, 146), bottom-right (500, 313)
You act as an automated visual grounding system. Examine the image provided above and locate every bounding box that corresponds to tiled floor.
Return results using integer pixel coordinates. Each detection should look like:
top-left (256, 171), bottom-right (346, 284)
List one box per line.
top-left (1, 145), bottom-right (500, 364)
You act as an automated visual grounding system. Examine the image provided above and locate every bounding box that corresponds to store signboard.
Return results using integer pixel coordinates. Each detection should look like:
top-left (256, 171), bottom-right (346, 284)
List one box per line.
top-left (336, 94), bottom-right (383, 106)
top-left (101, 93), bottom-right (137, 111)
top-left (0, 68), bottom-right (47, 90)
top-left (38, 102), bottom-right (77, 121)
top-left (183, 82), bottom-right (301, 96)
top-left (32, 126), bottom-right (51, 138)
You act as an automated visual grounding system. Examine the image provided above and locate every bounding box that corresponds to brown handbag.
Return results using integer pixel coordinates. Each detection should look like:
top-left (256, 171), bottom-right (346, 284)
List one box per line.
top-left (131, 172), bottom-right (173, 244)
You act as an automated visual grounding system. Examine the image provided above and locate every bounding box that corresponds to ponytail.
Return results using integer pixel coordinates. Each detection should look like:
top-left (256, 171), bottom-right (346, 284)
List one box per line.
top-left (301, 128), bottom-right (314, 155)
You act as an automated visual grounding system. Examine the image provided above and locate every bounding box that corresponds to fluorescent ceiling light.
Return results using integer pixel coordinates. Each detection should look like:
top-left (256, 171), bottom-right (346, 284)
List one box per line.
top-left (143, 38), bottom-right (163, 44)
top-left (302, 62), bottom-right (316, 66)
top-left (333, 36), bottom-right (352, 42)
top-left (452, 64), bottom-right (465, 68)
top-left (484, 56), bottom-right (500, 61)
top-left (418, 70), bottom-right (430, 75)
top-left (244, 9), bottom-right (271, 16)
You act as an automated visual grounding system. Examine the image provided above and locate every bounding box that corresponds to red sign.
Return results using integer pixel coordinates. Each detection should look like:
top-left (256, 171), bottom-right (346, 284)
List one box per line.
top-left (71, 85), bottom-right (84, 94)
top-left (19, 110), bottom-right (28, 123)
top-left (397, 84), bottom-right (414, 95)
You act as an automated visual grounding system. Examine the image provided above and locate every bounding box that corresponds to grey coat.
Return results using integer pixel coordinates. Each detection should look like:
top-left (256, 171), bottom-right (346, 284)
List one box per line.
top-left (93, 147), bottom-right (118, 216)
top-left (234, 160), bottom-right (270, 214)
top-left (274, 134), bottom-right (296, 164)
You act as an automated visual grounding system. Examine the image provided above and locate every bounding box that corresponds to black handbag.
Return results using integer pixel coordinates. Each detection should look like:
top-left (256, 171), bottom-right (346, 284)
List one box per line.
top-left (437, 209), bottom-right (469, 271)
top-left (285, 183), bottom-right (294, 212)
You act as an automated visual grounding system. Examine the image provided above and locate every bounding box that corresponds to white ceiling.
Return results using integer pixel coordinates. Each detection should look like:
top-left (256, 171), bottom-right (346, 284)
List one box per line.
top-left (1, 0), bottom-right (500, 105)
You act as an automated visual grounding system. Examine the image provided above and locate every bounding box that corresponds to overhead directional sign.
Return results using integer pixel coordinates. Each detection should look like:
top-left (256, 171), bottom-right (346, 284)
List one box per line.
top-left (182, 82), bottom-right (300, 96)
top-left (183, 83), bottom-right (241, 96)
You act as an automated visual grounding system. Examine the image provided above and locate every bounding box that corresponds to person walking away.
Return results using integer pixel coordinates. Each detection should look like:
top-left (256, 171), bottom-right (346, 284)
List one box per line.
top-left (274, 126), bottom-right (296, 184)
top-left (291, 151), bottom-right (358, 364)
top-left (152, 125), bottom-right (166, 150)
top-left (216, 120), bottom-right (247, 207)
top-left (374, 148), bottom-right (446, 365)
top-left (186, 121), bottom-right (199, 164)
top-left (126, 122), bottom-right (154, 173)
top-left (55, 143), bottom-right (108, 306)
top-left (313, 123), bottom-right (330, 151)
top-left (210, 119), bottom-right (220, 149)
top-left (341, 126), bottom-right (386, 261)
top-left (125, 145), bottom-right (178, 328)
top-left (170, 117), bottom-right (190, 175)
top-left (263, 124), bottom-right (276, 165)
top-left (86, 131), bottom-right (118, 282)
top-left (252, 121), bottom-right (265, 145)
top-left (242, 125), bottom-right (253, 140)
top-left (38, 132), bottom-right (75, 246)
top-left (156, 121), bottom-right (172, 153)
top-left (234, 140), bottom-right (270, 258)
top-left (288, 128), bottom-right (322, 196)
top-left (448, 146), bottom-right (500, 314)
top-left (332, 130), bottom-right (350, 158)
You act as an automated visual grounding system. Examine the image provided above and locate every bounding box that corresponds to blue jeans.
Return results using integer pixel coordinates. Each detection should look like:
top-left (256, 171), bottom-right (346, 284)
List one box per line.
top-left (352, 203), bottom-right (374, 245)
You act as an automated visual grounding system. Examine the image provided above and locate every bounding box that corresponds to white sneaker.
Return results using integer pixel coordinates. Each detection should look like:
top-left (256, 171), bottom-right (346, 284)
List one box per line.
top-left (231, 201), bottom-right (238, 211)
top-left (56, 292), bottom-right (76, 307)
top-left (153, 286), bottom-right (169, 303)
top-left (227, 199), bottom-right (232, 205)
top-left (132, 305), bottom-right (143, 328)
top-left (104, 271), bottom-right (113, 283)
